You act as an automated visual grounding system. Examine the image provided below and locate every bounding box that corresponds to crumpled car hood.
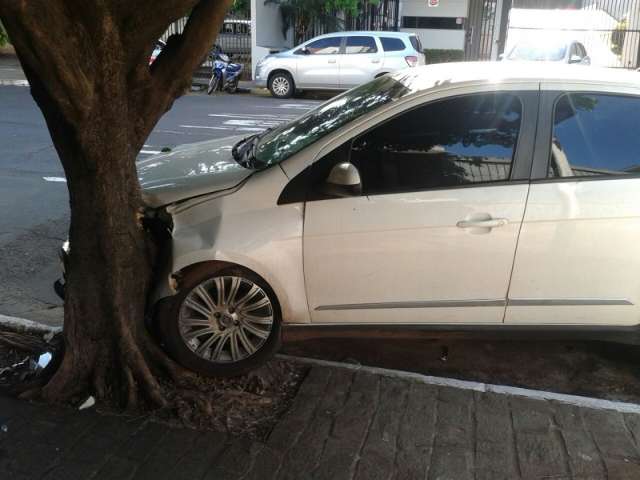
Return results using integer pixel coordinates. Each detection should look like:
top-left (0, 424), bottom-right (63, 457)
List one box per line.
top-left (138, 135), bottom-right (251, 208)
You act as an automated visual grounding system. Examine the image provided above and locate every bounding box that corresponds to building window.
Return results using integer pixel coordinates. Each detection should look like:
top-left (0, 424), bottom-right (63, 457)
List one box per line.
top-left (402, 16), bottom-right (464, 30)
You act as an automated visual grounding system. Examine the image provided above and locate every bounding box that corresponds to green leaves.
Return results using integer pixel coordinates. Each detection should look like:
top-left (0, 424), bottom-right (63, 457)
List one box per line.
top-left (0, 21), bottom-right (9, 47)
top-left (264, 0), bottom-right (381, 41)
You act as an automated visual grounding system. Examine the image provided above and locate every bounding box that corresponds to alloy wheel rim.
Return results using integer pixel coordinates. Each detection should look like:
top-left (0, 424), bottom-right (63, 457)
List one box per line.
top-left (178, 276), bottom-right (274, 364)
top-left (272, 77), bottom-right (289, 96)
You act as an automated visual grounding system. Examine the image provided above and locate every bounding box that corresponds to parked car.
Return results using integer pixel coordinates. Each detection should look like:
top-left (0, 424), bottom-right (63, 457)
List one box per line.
top-left (254, 31), bottom-right (425, 98)
top-left (502, 39), bottom-right (591, 65)
top-left (57, 63), bottom-right (640, 376)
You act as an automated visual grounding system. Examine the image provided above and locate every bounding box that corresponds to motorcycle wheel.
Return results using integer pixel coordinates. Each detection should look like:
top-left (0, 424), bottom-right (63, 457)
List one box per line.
top-left (207, 76), bottom-right (219, 95)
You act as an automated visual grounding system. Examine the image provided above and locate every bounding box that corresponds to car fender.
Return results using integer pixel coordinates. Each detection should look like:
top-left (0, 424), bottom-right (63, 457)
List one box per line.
top-left (150, 166), bottom-right (311, 325)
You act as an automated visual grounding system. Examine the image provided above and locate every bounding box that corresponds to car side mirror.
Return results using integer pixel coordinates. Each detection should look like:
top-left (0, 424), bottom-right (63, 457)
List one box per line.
top-left (569, 54), bottom-right (582, 64)
top-left (321, 162), bottom-right (362, 197)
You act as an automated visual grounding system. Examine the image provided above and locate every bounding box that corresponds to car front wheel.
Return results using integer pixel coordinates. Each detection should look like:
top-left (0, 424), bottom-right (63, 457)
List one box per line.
top-left (157, 264), bottom-right (281, 377)
top-left (268, 72), bottom-right (294, 99)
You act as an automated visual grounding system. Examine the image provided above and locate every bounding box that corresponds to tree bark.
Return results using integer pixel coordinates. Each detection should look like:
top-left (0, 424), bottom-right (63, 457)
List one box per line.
top-left (0, 0), bottom-right (232, 407)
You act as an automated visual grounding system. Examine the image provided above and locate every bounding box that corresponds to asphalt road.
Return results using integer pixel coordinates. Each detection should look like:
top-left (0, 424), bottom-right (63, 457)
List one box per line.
top-left (0, 86), bottom-right (320, 323)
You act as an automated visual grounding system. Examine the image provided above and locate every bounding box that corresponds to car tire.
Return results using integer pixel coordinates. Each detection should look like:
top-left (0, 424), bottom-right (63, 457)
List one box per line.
top-left (156, 264), bottom-right (282, 377)
top-left (268, 72), bottom-right (294, 99)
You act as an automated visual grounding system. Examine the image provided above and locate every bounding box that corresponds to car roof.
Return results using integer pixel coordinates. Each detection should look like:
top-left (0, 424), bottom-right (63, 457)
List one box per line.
top-left (314, 31), bottom-right (413, 39)
top-left (397, 62), bottom-right (640, 93)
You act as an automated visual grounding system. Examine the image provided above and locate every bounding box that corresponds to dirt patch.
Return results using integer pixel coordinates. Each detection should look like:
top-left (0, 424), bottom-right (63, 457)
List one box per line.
top-left (283, 337), bottom-right (640, 403)
top-left (0, 329), bottom-right (307, 441)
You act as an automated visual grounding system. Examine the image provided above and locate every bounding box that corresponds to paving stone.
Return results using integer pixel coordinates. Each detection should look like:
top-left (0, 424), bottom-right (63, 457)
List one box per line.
top-left (267, 366), bottom-right (334, 456)
top-left (312, 372), bottom-right (380, 480)
top-left (474, 392), bottom-right (519, 480)
top-left (241, 445), bottom-right (283, 480)
top-left (623, 412), bottom-right (640, 449)
top-left (132, 426), bottom-right (203, 479)
top-left (165, 430), bottom-right (229, 480)
top-left (510, 397), bottom-right (570, 479)
top-left (274, 369), bottom-right (354, 480)
top-left (2, 368), bottom-right (640, 480)
top-left (554, 404), bottom-right (606, 479)
top-left (354, 377), bottom-right (409, 480)
top-left (582, 409), bottom-right (640, 460)
top-left (427, 387), bottom-right (474, 480)
top-left (393, 382), bottom-right (438, 480)
top-left (203, 438), bottom-right (264, 480)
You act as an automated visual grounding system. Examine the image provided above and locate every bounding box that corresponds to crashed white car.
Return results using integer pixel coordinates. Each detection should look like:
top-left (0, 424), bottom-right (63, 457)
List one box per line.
top-left (58, 63), bottom-right (640, 376)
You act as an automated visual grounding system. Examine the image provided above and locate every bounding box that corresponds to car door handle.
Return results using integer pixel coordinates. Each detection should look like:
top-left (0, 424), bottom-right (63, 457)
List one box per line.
top-left (328, 59), bottom-right (337, 64)
top-left (456, 218), bottom-right (509, 229)
top-left (371, 59), bottom-right (380, 63)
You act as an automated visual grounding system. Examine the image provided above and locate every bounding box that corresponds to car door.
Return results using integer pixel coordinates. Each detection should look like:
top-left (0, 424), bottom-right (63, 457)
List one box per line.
top-left (302, 90), bottom-right (538, 324)
top-left (339, 36), bottom-right (383, 88)
top-left (505, 89), bottom-right (640, 326)
top-left (295, 37), bottom-right (342, 89)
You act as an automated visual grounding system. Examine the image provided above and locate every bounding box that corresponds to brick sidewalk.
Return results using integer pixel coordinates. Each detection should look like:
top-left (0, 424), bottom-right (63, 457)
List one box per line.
top-left (2, 365), bottom-right (640, 479)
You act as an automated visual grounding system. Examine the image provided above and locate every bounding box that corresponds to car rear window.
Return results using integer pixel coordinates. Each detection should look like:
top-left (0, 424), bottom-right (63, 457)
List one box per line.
top-left (409, 35), bottom-right (423, 52)
top-left (345, 36), bottom-right (378, 54)
top-left (381, 37), bottom-right (406, 52)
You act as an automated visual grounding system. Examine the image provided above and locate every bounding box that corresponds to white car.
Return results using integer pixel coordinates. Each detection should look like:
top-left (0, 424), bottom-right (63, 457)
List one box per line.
top-left (59, 62), bottom-right (640, 376)
top-left (503, 39), bottom-right (591, 65)
top-left (254, 31), bottom-right (425, 98)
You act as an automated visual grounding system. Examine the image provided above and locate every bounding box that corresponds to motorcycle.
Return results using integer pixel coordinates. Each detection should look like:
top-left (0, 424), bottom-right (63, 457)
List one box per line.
top-left (207, 46), bottom-right (243, 94)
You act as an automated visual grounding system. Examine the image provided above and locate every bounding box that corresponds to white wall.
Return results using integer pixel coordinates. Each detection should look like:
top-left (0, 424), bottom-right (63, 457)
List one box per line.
top-left (403, 28), bottom-right (465, 50)
top-left (251, 0), bottom-right (293, 78)
top-left (402, 0), bottom-right (467, 17)
top-left (400, 0), bottom-right (467, 51)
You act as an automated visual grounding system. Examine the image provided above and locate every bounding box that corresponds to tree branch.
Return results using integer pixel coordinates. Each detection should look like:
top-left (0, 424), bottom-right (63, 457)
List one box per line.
top-left (131, 0), bottom-right (232, 148)
top-left (0, 1), bottom-right (97, 124)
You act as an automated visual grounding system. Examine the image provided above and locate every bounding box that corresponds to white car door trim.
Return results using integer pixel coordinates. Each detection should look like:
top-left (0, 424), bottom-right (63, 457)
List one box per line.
top-left (315, 299), bottom-right (507, 311)
top-left (508, 298), bottom-right (633, 306)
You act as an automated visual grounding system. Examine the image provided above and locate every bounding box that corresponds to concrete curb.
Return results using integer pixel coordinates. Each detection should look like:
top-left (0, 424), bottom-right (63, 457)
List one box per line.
top-left (0, 79), bottom-right (28, 87)
top-left (278, 353), bottom-right (640, 415)
top-left (0, 313), bottom-right (61, 335)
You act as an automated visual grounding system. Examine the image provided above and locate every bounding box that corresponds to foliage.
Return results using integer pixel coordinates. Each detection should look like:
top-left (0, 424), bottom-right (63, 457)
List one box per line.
top-left (611, 18), bottom-right (627, 57)
top-left (423, 49), bottom-right (464, 64)
top-left (265, 0), bottom-right (381, 42)
top-left (0, 21), bottom-right (8, 47)
top-left (231, 0), bottom-right (250, 14)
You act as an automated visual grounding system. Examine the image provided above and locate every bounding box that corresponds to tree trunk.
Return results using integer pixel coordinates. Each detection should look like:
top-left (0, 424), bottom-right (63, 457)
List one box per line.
top-left (0, 0), bottom-right (233, 407)
top-left (28, 66), bottom-right (165, 407)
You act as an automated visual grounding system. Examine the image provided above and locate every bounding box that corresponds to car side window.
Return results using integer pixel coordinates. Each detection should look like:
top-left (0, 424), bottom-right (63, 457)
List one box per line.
top-left (577, 43), bottom-right (586, 57)
top-left (380, 37), bottom-right (406, 52)
top-left (301, 37), bottom-right (342, 55)
top-left (569, 43), bottom-right (578, 58)
top-left (350, 93), bottom-right (523, 196)
top-left (548, 93), bottom-right (640, 178)
top-left (345, 36), bottom-right (378, 54)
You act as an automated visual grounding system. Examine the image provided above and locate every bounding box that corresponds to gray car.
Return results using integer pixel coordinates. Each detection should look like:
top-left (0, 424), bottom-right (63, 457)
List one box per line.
top-left (255, 31), bottom-right (425, 98)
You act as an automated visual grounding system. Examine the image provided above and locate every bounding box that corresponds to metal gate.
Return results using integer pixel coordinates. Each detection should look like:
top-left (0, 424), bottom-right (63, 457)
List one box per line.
top-left (465, 0), bottom-right (512, 61)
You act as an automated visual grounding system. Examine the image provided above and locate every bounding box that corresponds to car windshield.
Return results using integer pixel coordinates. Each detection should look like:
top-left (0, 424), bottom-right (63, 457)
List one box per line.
top-left (252, 74), bottom-right (418, 168)
top-left (507, 43), bottom-right (567, 62)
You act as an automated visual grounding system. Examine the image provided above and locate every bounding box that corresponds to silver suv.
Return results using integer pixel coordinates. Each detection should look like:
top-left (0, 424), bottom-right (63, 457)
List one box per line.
top-left (255, 31), bottom-right (425, 98)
